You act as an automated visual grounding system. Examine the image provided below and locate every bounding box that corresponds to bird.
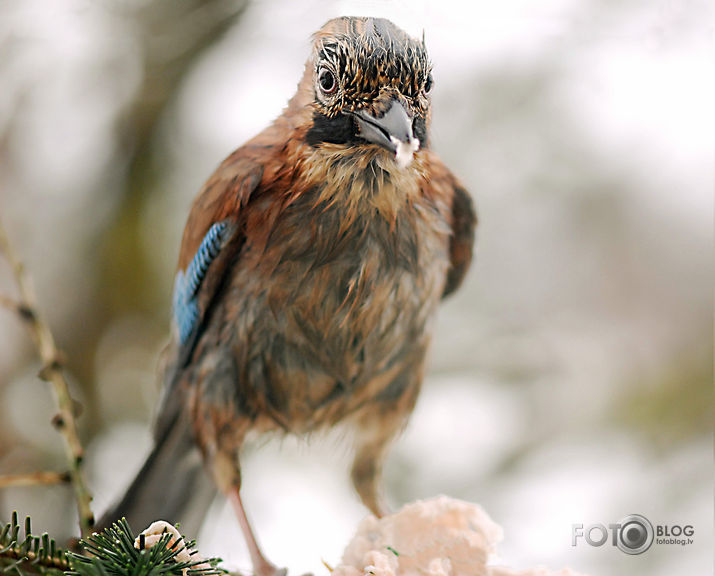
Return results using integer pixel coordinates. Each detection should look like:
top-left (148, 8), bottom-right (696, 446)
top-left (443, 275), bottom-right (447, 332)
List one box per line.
top-left (99, 16), bottom-right (476, 576)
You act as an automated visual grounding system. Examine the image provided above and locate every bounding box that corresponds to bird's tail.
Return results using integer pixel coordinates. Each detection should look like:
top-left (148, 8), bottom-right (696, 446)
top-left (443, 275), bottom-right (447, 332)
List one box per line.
top-left (96, 413), bottom-right (217, 536)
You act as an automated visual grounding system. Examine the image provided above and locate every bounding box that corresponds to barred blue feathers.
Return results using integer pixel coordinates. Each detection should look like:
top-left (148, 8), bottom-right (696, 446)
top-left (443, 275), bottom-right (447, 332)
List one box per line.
top-left (172, 221), bottom-right (230, 344)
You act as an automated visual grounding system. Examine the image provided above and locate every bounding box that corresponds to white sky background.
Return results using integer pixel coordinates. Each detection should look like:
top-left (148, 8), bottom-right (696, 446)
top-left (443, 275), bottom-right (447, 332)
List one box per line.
top-left (0, 0), bottom-right (712, 575)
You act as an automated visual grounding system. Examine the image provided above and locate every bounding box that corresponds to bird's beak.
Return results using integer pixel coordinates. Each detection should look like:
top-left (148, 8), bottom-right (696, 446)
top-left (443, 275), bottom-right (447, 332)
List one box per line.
top-left (351, 100), bottom-right (420, 168)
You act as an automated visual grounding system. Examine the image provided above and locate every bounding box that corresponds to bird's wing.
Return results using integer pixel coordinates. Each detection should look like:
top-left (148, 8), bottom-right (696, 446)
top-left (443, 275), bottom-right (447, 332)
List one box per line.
top-left (443, 181), bottom-right (476, 297)
top-left (423, 152), bottom-right (477, 298)
top-left (172, 154), bottom-right (264, 365)
top-left (152, 153), bottom-right (264, 441)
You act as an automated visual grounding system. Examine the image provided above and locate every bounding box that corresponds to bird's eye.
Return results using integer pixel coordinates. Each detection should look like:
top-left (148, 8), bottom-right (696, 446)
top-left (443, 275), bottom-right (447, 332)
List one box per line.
top-left (318, 67), bottom-right (337, 95)
top-left (424, 73), bottom-right (433, 94)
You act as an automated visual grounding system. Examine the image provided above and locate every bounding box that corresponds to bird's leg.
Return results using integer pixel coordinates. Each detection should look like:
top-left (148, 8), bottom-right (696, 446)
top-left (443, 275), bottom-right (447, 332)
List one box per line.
top-left (228, 488), bottom-right (286, 576)
top-left (351, 365), bottom-right (422, 518)
top-left (350, 413), bottom-right (404, 517)
top-left (206, 420), bottom-right (286, 576)
top-left (351, 430), bottom-right (391, 518)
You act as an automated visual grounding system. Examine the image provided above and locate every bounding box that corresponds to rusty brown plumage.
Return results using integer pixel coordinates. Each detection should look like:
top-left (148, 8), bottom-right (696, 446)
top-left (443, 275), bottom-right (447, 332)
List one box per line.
top-left (100, 16), bottom-right (476, 576)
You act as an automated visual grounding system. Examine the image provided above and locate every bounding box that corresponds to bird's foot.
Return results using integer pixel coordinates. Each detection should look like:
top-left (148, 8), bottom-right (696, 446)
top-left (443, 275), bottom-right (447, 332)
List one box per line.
top-left (250, 556), bottom-right (286, 576)
top-left (251, 563), bottom-right (286, 576)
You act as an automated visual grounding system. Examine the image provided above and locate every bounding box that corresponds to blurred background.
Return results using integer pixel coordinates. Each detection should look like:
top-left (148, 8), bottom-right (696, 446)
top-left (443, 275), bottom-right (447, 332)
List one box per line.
top-left (0, 0), bottom-right (711, 575)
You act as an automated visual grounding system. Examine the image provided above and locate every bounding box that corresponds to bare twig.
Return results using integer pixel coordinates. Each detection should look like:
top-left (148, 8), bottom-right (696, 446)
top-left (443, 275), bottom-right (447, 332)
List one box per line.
top-left (0, 471), bottom-right (71, 488)
top-left (0, 292), bottom-right (34, 319)
top-left (0, 221), bottom-right (94, 537)
top-left (0, 293), bottom-right (19, 310)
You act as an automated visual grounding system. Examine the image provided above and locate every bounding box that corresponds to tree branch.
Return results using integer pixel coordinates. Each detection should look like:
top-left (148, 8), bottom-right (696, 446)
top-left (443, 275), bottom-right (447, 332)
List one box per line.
top-left (0, 472), bottom-right (71, 489)
top-left (0, 221), bottom-right (94, 537)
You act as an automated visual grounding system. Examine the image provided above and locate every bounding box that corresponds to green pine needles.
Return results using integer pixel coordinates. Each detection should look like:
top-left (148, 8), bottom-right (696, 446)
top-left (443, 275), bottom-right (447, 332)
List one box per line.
top-left (0, 512), bottom-right (68, 576)
top-left (0, 514), bottom-right (225, 576)
top-left (69, 519), bottom-right (225, 576)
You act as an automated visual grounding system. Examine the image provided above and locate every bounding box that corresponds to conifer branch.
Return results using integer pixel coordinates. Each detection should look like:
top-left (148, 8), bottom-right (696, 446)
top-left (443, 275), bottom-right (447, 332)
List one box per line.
top-left (1, 513), bottom-right (226, 576)
top-left (68, 519), bottom-right (226, 576)
top-left (0, 511), bottom-right (69, 576)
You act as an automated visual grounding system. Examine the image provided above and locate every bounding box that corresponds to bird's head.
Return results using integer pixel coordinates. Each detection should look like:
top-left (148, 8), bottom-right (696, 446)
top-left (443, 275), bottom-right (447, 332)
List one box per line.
top-left (293, 17), bottom-right (433, 169)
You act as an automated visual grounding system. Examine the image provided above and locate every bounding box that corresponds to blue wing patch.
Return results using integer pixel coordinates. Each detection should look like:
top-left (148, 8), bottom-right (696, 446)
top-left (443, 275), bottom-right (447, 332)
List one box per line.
top-left (172, 221), bottom-right (231, 344)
